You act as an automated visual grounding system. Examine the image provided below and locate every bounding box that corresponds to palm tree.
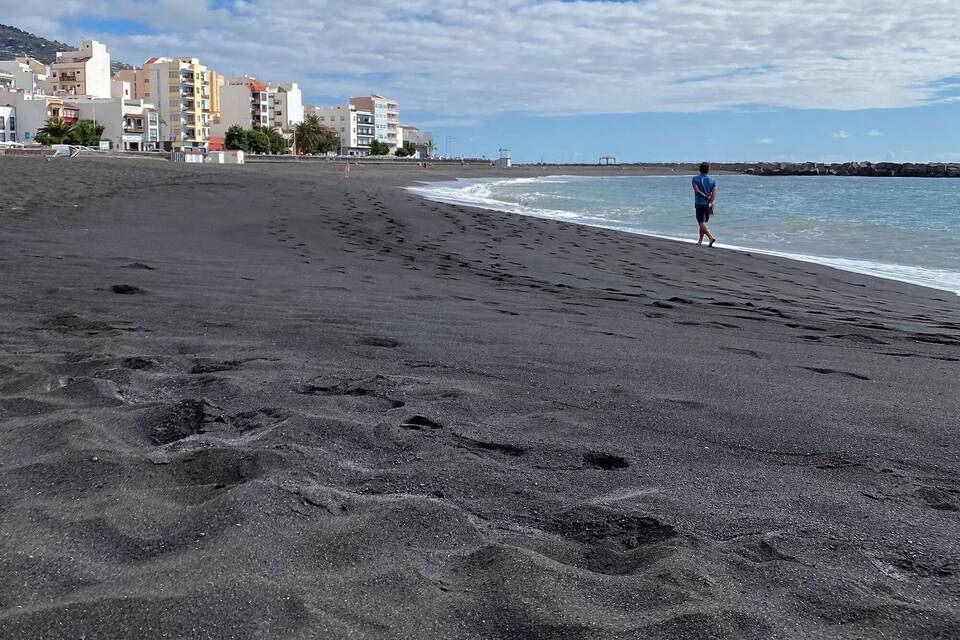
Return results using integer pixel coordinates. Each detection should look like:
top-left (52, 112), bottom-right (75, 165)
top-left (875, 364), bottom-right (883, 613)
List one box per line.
top-left (263, 126), bottom-right (289, 155)
top-left (35, 116), bottom-right (75, 145)
top-left (294, 114), bottom-right (323, 155)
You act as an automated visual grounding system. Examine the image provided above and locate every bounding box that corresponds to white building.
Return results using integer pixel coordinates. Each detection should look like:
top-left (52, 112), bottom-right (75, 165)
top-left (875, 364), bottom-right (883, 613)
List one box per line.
top-left (267, 83), bottom-right (303, 132)
top-left (0, 57), bottom-right (48, 92)
top-left (113, 69), bottom-right (145, 100)
top-left (111, 79), bottom-right (132, 100)
top-left (350, 95), bottom-right (398, 149)
top-left (398, 124), bottom-right (435, 156)
top-left (313, 104), bottom-right (375, 156)
top-left (0, 89), bottom-right (78, 143)
top-left (50, 40), bottom-right (111, 98)
top-left (210, 77), bottom-right (270, 137)
top-left (0, 105), bottom-right (15, 143)
top-left (73, 97), bottom-right (159, 151)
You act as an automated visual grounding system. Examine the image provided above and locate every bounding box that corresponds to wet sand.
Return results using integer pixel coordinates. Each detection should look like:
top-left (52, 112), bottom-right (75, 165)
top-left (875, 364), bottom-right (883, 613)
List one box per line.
top-left (1, 156), bottom-right (959, 639)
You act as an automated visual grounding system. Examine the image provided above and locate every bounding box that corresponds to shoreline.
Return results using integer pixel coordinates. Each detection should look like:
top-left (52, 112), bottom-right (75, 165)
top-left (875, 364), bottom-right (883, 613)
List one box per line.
top-left (2, 156), bottom-right (959, 639)
top-left (408, 174), bottom-right (960, 297)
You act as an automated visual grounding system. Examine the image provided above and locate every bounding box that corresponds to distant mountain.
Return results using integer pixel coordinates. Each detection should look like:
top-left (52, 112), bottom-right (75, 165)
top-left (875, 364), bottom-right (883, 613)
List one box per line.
top-left (0, 23), bottom-right (132, 74)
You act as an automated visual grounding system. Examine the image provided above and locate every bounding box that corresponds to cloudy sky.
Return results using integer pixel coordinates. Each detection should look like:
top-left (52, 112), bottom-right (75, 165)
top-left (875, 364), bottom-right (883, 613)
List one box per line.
top-left (7, 0), bottom-right (960, 162)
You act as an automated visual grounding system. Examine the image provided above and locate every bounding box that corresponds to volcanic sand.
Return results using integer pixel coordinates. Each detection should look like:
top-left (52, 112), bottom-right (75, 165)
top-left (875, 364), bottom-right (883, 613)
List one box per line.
top-left (1, 156), bottom-right (959, 639)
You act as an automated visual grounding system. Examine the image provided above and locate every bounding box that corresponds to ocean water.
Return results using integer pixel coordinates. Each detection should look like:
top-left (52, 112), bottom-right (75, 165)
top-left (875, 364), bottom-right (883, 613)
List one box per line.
top-left (409, 175), bottom-right (960, 295)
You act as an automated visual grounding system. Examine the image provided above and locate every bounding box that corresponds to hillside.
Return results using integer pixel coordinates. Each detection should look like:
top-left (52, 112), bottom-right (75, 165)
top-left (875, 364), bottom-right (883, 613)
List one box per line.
top-left (0, 23), bottom-right (132, 73)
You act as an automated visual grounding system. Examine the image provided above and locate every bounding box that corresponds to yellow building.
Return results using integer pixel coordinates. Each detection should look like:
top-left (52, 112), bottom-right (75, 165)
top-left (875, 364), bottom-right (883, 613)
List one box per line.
top-left (208, 69), bottom-right (222, 122)
top-left (142, 56), bottom-right (213, 150)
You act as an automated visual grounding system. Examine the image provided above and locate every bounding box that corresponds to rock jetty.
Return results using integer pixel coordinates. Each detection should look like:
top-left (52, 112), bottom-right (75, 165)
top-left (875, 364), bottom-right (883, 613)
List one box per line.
top-left (725, 161), bottom-right (960, 178)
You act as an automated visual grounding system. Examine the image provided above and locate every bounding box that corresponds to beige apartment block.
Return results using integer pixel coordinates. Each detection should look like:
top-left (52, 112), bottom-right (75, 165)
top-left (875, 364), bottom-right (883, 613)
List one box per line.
top-left (113, 69), bottom-right (145, 99)
top-left (51, 40), bottom-right (111, 98)
top-left (211, 77), bottom-right (270, 137)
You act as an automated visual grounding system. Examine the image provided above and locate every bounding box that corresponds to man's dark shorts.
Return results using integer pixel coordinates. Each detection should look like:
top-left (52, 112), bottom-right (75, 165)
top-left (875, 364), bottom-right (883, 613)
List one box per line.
top-left (695, 204), bottom-right (711, 224)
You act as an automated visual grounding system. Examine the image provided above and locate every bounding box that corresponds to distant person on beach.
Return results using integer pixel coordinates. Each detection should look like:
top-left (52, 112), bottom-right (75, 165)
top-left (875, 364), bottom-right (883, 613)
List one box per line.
top-left (692, 162), bottom-right (717, 246)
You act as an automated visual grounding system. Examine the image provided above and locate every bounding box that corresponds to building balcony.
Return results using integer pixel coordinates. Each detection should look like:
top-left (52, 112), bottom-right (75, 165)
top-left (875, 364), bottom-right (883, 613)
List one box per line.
top-left (124, 126), bottom-right (145, 133)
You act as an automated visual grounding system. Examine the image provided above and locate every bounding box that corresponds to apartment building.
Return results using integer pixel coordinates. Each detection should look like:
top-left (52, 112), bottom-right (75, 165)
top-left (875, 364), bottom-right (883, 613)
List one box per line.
top-left (73, 97), bottom-right (159, 151)
top-left (50, 40), bottom-right (111, 98)
top-left (313, 104), bottom-right (375, 156)
top-left (0, 56), bottom-right (49, 92)
top-left (208, 70), bottom-right (222, 121)
top-left (143, 57), bottom-right (213, 150)
top-left (210, 77), bottom-right (270, 136)
top-left (112, 69), bottom-right (144, 99)
top-left (267, 82), bottom-right (303, 131)
top-left (398, 124), bottom-right (436, 157)
top-left (112, 79), bottom-right (131, 99)
top-left (349, 95), bottom-right (398, 149)
top-left (0, 105), bottom-right (15, 142)
top-left (0, 90), bottom-right (76, 142)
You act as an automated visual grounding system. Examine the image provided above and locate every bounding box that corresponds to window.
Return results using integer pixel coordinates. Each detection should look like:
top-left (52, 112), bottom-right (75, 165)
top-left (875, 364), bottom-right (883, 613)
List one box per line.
top-left (9, 117), bottom-right (14, 131)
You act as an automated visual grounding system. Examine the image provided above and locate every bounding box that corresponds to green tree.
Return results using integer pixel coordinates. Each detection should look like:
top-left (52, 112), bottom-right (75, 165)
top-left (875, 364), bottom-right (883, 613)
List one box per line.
top-left (294, 114), bottom-right (322, 154)
top-left (368, 139), bottom-right (391, 156)
top-left (264, 126), bottom-right (289, 155)
top-left (65, 119), bottom-right (105, 146)
top-left (395, 141), bottom-right (417, 157)
top-left (318, 127), bottom-right (340, 154)
top-left (224, 125), bottom-right (248, 151)
top-left (295, 115), bottom-right (340, 155)
top-left (247, 129), bottom-right (270, 154)
top-left (34, 116), bottom-right (75, 145)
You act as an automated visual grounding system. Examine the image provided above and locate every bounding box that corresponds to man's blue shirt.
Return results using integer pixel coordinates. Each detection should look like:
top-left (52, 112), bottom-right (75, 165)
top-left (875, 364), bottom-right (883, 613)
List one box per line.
top-left (693, 173), bottom-right (716, 206)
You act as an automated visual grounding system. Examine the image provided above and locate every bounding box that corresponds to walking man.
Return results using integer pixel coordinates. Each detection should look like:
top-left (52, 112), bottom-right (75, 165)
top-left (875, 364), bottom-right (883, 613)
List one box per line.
top-left (692, 162), bottom-right (717, 246)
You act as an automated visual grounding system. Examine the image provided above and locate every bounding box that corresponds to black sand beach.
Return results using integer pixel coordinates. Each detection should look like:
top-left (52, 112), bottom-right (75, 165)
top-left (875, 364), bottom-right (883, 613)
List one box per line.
top-left (1, 156), bottom-right (958, 639)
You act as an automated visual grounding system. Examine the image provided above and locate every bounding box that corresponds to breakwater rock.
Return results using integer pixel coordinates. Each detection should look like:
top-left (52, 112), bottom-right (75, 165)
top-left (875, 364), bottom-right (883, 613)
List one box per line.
top-left (726, 161), bottom-right (960, 178)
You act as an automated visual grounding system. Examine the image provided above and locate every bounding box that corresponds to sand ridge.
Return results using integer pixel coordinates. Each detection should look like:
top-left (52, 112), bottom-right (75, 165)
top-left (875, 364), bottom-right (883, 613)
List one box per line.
top-left (1, 156), bottom-right (959, 639)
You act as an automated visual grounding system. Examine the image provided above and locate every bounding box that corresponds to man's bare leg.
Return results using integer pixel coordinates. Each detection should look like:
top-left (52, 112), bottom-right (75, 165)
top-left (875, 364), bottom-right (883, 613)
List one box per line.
top-left (700, 223), bottom-right (716, 247)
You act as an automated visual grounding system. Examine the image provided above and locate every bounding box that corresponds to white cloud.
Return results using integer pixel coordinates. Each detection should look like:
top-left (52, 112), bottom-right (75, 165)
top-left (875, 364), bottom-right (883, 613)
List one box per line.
top-left (833, 130), bottom-right (850, 139)
top-left (7, 0), bottom-right (960, 118)
top-left (868, 130), bottom-right (883, 136)
top-left (757, 137), bottom-right (776, 144)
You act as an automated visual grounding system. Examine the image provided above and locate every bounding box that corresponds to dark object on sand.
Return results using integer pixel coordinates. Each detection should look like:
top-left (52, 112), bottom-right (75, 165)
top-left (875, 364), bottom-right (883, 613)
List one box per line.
top-left (111, 284), bottom-right (145, 295)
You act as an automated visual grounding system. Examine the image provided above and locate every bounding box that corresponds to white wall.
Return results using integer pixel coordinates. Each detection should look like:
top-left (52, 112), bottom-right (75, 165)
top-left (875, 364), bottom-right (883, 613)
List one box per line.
top-left (0, 61), bottom-right (40, 92)
top-left (0, 91), bottom-right (47, 142)
top-left (111, 79), bottom-right (132, 99)
top-left (0, 105), bottom-right (15, 142)
top-left (75, 98), bottom-right (122, 146)
top-left (211, 83), bottom-right (254, 137)
top-left (84, 41), bottom-right (112, 99)
top-left (283, 83), bottom-right (303, 127)
top-left (314, 104), bottom-right (357, 148)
